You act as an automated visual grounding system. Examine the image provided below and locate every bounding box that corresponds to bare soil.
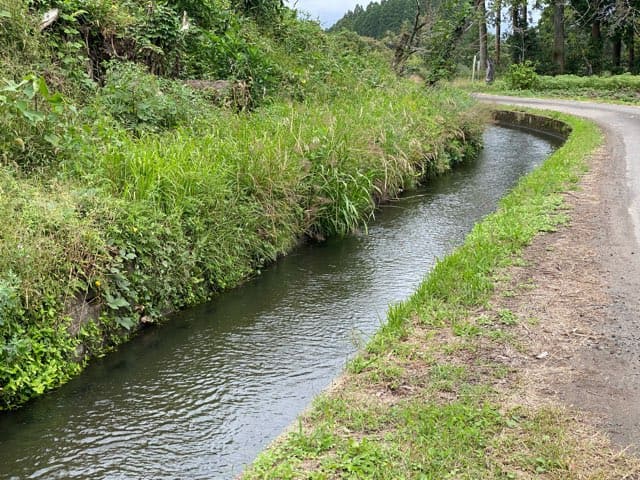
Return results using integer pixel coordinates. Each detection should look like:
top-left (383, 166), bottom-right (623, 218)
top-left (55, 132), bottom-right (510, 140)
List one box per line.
top-left (493, 137), bottom-right (640, 454)
top-left (475, 95), bottom-right (640, 456)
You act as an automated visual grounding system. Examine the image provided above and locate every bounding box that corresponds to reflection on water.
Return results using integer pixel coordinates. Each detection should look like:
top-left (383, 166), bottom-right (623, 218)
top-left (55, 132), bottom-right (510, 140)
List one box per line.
top-left (0, 126), bottom-right (560, 479)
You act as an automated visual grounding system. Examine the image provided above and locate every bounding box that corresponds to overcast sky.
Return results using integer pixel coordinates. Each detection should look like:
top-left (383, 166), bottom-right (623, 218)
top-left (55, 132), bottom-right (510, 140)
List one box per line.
top-left (285, 0), bottom-right (364, 28)
top-left (285, 0), bottom-right (541, 30)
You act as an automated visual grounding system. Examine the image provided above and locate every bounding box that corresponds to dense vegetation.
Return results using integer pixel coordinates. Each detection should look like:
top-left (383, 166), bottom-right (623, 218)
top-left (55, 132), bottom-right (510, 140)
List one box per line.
top-left (330, 0), bottom-right (427, 39)
top-left (0, 1), bottom-right (483, 409)
top-left (332, 0), bottom-right (640, 81)
top-left (465, 65), bottom-right (640, 103)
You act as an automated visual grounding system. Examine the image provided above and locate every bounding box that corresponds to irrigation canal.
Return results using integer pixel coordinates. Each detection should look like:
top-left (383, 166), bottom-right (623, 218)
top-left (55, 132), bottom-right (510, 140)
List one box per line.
top-left (0, 125), bottom-right (561, 479)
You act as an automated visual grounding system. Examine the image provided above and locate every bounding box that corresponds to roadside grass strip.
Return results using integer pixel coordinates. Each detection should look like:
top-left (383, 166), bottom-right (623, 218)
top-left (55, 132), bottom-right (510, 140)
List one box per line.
top-left (243, 111), bottom-right (640, 478)
top-left (456, 75), bottom-right (640, 105)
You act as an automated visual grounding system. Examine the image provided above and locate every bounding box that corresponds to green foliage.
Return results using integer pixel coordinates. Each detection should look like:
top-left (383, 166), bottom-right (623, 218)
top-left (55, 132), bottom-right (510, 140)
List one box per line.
top-left (0, 274), bottom-right (22, 325)
top-left (307, 166), bottom-right (377, 239)
top-left (538, 72), bottom-right (640, 90)
top-left (330, 0), bottom-right (426, 39)
top-left (533, 73), bottom-right (640, 102)
top-left (244, 112), bottom-right (603, 480)
top-left (0, 2), bottom-right (42, 77)
top-left (0, 74), bottom-right (74, 168)
top-left (129, 2), bottom-right (184, 75)
top-left (0, 319), bottom-right (82, 408)
top-left (0, 2), bottom-right (29, 51)
top-left (235, 0), bottom-right (284, 22)
top-left (505, 61), bottom-right (539, 90)
top-left (168, 0), bottom-right (231, 29)
top-left (0, 0), bottom-right (486, 411)
top-left (0, 168), bottom-right (112, 409)
top-left (93, 61), bottom-right (208, 132)
top-left (421, 0), bottom-right (474, 85)
top-left (463, 73), bottom-right (640, 105)
top-left (0, 75), bottom-right (483, 409)
top-left (18, 1), bottom-right (145, 95)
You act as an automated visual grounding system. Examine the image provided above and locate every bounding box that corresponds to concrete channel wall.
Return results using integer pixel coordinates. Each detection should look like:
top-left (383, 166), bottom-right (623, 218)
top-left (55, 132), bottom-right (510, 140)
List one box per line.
top-left (492, 109), bottom-right (571, 141)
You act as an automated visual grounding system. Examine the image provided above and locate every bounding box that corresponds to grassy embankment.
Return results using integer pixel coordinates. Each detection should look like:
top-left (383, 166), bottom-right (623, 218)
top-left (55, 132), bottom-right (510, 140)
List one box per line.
top-left (0, 2), bottom-right (484, 409)
top-left (456, 72), bottom-right (640, 104)
top-left (243, 111), bottom-right (640, 478)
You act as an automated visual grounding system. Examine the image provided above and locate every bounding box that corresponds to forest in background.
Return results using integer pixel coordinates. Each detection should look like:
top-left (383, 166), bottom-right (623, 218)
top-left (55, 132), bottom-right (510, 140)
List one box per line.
top-left (331, 0), bottom-right (640, 78)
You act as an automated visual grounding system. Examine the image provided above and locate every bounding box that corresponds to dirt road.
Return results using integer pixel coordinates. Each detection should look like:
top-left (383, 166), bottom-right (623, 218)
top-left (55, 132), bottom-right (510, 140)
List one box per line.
top-left (478, 94), bottom-right (640, 452)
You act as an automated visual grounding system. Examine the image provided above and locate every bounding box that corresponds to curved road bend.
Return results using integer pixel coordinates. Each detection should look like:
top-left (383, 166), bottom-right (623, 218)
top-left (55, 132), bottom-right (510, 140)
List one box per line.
top-left (477, 94), bottom-right (640, 451)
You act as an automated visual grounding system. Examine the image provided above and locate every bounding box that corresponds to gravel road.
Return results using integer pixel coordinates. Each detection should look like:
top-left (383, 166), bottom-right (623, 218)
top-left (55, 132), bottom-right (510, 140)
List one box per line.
top-left (477, 94), bottom-right (640, 452)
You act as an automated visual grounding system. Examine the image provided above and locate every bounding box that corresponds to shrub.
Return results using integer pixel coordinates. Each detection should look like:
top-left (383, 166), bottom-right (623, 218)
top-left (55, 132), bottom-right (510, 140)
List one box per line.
top-left (94, 61), bottom-right (209, 132)
top-left (0, 2), bottom-right (41, 75)
top-left (169, 0), bottom-right (232, 30)
top-left (0, 74), bottom-right (73, 168)
top-left (505, 61), bottom-right (539, 90)
top-left (128, 1), bottom-right (185, 76)
top-left (537, 73), bottom-right (640, 92)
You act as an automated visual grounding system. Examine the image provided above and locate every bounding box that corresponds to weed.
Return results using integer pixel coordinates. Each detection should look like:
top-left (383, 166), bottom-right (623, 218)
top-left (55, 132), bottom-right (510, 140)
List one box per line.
top-left (452, 320), bottom-right (482, 337)
top-left (497, 309), bottom-right (518, 326)
top-left (430, 364), bottom-right (468, 392)
top-left (527, 317), bottom-right (540, 326)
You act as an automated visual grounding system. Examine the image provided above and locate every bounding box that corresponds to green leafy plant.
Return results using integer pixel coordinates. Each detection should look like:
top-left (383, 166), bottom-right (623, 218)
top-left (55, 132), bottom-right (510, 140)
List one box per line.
top-left (130, 2), bottom-right (184, 75)
top-left (505, 61), bottom-right (539, 90)
top-left (0, 74), bottom-right (72, 167)
top-left (235, 0), bottom-right (284, 22)
top-left (94, 61), bottom-right (206, 132)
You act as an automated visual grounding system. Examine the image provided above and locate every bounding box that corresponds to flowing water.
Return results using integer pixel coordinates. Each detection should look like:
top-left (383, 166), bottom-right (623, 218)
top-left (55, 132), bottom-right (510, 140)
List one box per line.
top-left (0, 126), bottom-right (561, 479)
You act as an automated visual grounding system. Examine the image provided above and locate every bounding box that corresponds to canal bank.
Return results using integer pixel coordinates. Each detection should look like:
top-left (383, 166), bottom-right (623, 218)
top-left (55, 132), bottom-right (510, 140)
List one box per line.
top-left (2, 123), bottom-right (561, 478)
top-left (0, 86), bottom-right (484, 411)
top-left (243, 111), bottom-right (640, 478)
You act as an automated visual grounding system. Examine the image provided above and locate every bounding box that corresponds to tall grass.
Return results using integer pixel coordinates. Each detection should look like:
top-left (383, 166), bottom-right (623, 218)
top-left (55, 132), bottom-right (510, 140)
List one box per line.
top-left (0, 79), bottom-right (484, 409)
top-left (88, 83), bottom-right (482, 240)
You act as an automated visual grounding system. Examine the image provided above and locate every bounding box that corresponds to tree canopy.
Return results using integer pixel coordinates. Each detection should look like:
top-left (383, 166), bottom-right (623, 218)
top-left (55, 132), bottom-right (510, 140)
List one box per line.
top-left (331, 0), bottom-right (640, 76)
top-left (330, 0), bottom-right (428, 39)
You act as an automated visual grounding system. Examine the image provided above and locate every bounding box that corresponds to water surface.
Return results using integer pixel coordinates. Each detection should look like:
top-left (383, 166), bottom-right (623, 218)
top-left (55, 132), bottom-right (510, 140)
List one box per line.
top-left (0, 126), bottom-right (560, 479)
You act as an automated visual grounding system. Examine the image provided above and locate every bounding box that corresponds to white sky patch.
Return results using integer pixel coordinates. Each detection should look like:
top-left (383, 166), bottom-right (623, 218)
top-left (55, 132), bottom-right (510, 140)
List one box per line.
top-left (285, 0), bottom-right (541, 32)
top-left (285, 0), bottom-right (364, 28)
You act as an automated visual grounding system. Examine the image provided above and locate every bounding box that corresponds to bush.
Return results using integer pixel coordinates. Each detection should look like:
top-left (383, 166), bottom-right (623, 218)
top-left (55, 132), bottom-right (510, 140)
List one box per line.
top-left (94, 62), bottom-right (209, 132)
top-left (505, 61), bottom-right (539, 90)
top-left (0, 2), bottom-right (42, 75)
top-left (169, 0), bottom-right (232, 30)
top-left (0, 75), bottom-right (73, 168)
top-left (537, 73), bottom-right (640, 92)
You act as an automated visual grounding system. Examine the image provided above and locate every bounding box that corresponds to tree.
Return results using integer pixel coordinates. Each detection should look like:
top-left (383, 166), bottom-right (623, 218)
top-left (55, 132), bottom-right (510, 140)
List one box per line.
top-left (392, 0), bottom-right (428, 74)
top-left (510, 0), bottom-right (528, 63)
top-left (330, 0), bottom-right (429, 39)
top-left (494, 0), bottom-right (502, 65)
top-left (476, 0), bottom-right (489, 75)
top-left (420, 0), bottom-right (475, 84)
top-left (552, 0), bottom-right (565, 73)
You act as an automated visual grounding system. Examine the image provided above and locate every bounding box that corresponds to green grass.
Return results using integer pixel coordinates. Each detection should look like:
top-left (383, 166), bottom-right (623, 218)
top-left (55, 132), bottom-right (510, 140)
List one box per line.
top-left (242, 110), bottom-right (613, 479)
top-left (456, 72), bottom-right (640, 105)
top-left (0, 81), bottom-right (485, 409)
top-left (0, 4), bottom-right (486, 409)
